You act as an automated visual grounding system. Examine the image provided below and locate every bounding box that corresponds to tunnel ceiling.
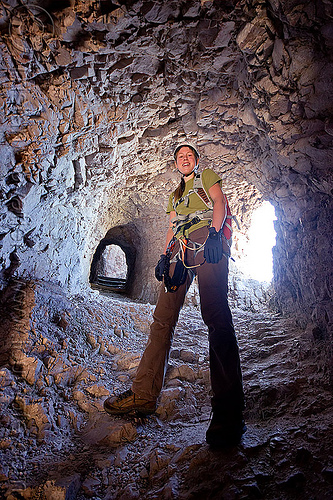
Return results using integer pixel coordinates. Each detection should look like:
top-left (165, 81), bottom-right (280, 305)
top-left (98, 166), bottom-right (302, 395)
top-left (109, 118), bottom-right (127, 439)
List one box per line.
top-left (0, 0), bottom-right (332, 337)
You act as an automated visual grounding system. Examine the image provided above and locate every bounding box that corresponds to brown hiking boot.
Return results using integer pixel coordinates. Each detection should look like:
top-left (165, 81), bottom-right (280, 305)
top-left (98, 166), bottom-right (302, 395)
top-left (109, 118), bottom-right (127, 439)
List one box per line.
top-left (104, 389), bottom-right (156, 415)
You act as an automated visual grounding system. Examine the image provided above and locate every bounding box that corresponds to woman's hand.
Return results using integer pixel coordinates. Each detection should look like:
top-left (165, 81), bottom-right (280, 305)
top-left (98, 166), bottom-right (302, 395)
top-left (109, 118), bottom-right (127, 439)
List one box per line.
top-left (204, 227), bottom-right (223, 263)
top-left (204, 182), bottom-right (227, 263)
top-left (155, 254), bottom-right (168, 281)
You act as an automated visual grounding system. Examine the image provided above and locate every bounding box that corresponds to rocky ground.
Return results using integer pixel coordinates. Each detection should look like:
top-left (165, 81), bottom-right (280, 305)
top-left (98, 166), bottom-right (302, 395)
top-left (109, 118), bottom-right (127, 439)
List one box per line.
top-left (0, 279), bottom-right (332, 500)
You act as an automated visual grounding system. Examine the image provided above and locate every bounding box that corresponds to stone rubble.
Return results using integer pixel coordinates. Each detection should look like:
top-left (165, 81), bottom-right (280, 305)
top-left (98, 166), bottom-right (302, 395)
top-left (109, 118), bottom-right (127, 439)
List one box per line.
top-left (0, 279), bottom-right (332, 499)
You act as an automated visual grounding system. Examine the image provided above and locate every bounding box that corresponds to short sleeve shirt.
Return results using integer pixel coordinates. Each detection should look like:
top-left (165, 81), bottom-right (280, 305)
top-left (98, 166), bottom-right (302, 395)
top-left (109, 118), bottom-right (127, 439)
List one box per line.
top-left (166, 168), bottom-right (222, 236)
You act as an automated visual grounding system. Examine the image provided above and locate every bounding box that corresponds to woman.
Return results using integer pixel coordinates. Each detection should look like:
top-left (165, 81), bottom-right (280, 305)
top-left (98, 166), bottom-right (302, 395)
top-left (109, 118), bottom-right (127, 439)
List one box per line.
top-left (104, 144), bottom-right (246, 448)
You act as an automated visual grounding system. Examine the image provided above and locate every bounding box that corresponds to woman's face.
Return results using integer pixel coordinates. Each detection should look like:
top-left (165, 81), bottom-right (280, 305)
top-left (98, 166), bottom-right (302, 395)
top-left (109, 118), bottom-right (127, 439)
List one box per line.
top-left (174, 146), bottom-right (197, 177)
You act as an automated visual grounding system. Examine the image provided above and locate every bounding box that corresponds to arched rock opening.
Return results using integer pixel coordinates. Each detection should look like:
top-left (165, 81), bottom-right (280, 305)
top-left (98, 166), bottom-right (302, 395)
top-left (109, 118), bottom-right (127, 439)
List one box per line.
top-left (90, 243), bottom-right (129, 292)
top-left (96, 245), bottom-right (128, 280)
top-left (90, 224), bottom-right (139, 295)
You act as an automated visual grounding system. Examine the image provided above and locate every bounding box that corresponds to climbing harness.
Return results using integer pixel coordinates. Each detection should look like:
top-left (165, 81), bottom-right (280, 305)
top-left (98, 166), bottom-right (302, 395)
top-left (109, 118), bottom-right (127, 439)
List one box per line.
top-left (162, 233), bottom-right (208, 293)
top-left (162, 236), bottom-right (188, 293)
top-left (171, 211), bottom-right (213, 239)
top-left (162, 171), bottom-right (240, 292)
top-left (171, 172), bottom-right (239, 249)
top-left (178, 236), bottom-right (207, 269)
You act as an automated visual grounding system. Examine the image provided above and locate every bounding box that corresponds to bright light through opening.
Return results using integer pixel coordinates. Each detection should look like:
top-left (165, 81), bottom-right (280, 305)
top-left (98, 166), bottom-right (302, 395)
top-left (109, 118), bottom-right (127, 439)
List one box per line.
top-left (244, 201), bottom-right (277, 282)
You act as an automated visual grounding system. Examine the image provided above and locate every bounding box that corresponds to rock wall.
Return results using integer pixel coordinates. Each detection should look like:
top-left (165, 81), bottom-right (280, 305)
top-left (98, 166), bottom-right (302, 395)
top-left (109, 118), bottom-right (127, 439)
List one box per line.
top-left (0, 1), bottom-right (332, 345)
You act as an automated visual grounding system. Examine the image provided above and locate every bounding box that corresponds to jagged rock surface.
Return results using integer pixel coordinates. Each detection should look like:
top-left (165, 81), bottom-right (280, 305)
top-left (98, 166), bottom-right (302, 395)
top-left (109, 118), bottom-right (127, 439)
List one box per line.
top-left (0, 1), bottom-right (333, 497)
top-left (0, 279), bottom-right (332, 499)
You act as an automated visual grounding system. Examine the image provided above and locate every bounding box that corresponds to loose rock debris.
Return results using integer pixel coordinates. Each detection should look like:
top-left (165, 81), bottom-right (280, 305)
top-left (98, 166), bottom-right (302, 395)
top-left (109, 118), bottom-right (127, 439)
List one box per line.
top-left (0, 280), bottom-right (332, 499)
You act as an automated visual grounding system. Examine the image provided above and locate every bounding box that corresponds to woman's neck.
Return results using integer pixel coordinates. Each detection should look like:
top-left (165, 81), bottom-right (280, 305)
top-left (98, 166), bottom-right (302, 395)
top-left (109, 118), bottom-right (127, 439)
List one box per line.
top-left (183, 172), bottom-right (195, 182)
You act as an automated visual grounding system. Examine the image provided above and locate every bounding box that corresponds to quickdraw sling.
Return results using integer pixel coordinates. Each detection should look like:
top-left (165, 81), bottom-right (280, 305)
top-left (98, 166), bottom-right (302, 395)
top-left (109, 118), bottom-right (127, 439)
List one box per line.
top-left (163, 236), bottom-right (188, 293)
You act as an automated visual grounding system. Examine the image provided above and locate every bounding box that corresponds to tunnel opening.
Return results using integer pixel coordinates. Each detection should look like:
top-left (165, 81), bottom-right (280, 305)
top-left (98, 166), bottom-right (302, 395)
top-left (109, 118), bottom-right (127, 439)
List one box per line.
top-left (92, 244), bottom-right (128, 292)
top-left (238, 201), bottom-right (277, 283)
top-left (89, 224), bottom-right (139, 295)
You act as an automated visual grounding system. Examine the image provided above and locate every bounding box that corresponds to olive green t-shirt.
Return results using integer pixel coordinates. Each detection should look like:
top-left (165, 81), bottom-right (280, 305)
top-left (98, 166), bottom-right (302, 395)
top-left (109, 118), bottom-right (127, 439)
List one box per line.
top-left (166, 168), bottom-right (222, 237)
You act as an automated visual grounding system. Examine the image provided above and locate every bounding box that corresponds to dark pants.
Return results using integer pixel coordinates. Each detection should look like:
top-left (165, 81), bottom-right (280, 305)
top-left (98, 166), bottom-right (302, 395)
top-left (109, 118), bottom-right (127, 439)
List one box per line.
top-left (132, 226), bottom-right (244, 419)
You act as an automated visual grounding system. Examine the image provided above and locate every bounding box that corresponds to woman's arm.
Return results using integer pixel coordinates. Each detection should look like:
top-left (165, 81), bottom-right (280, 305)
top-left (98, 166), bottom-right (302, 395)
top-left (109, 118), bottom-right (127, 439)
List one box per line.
top-left (208, 182), bottom-right (227, 232)
top-left (162, 210), bottom-right (176, 254)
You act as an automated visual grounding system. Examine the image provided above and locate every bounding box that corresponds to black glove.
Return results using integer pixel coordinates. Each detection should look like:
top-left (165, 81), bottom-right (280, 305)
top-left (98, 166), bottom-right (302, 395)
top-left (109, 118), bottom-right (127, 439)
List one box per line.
top-left (204, 227), bottom-right (223, 264)
top-left (155, 254), bottom-right (168, 281)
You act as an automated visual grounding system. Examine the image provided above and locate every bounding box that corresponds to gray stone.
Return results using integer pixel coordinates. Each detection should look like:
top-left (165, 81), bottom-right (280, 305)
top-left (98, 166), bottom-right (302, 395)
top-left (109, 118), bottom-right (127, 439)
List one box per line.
top-left (81, 414), bottom-right (137, 447)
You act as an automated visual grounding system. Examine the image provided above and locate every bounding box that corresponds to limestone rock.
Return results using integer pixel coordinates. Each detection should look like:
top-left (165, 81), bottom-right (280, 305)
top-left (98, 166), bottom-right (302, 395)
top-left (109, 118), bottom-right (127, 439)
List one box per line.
top-left (85, 384), bottom-right (109, 398)
top-left (43, 474), bottom-right (81, 500)
top-left (13, 354), bottom-right (44, 386)
top-left (156, 387), bottom-right (186, 420)
top-left (14, 396), bottom-right (53, 441)
top-left (81, 413), bottom-right (137, 447)
top-left (82, 476), bottom-right (102, 497)
top-left (0, 367), bottom-right (15, 389)
top-left (166, 364), bottom-right (197, 383)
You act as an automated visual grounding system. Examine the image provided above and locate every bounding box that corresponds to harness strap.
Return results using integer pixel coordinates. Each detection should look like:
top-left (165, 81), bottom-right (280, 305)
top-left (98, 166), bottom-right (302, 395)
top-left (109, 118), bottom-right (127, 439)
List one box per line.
top-left (163, 236), bottom-right (188, 293)
top-left (171, 171), bottom-right (238, 249)
top-left (171, 209), bottom-right (213, 224)
top-left (171, 209), bottom-right (214, 238)
top-left (172, 173), bottom-right (213, 211)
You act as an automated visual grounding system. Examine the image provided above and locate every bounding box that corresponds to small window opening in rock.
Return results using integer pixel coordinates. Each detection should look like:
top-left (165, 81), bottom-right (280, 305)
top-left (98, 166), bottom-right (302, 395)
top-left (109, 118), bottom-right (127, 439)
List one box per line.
top-left (96, 244), bottom-right (128, 291)
top-left (241, 201), bottom-right (277, 282)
